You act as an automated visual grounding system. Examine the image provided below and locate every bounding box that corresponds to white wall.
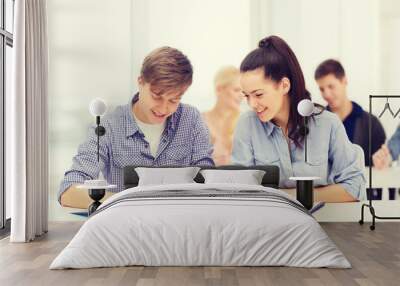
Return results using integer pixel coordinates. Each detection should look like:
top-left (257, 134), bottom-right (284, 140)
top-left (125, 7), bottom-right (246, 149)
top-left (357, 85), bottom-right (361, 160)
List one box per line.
top-left (251, 0), bottom-right (400, 139)
top-left (251, 0), bottom-right (380, 107)
top-left (377, 0), bottom-right (400, 138)
top-left (131, 0), bottom-right (251, 111)
top-left (47, 0), bottom-right (400, 220)
top-left (47, 0), bottom-right (132, 203)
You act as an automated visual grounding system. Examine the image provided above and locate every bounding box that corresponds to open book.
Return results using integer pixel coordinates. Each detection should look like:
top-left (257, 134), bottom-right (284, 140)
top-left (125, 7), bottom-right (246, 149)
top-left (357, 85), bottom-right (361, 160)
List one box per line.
top-left (310, 202), bottom-right (326, 214)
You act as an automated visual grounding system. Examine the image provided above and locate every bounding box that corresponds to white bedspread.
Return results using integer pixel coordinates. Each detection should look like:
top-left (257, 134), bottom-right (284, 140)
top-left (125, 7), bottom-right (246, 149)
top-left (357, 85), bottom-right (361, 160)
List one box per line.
top-left (50, 183), bottom-right (350, 269)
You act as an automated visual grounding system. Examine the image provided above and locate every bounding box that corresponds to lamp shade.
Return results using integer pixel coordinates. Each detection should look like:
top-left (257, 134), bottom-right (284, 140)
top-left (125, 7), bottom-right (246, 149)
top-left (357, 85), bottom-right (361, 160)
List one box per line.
top-left (297, 99), bottom-right (314, 117)
top-left (89, 98), bottom-right (107, 117)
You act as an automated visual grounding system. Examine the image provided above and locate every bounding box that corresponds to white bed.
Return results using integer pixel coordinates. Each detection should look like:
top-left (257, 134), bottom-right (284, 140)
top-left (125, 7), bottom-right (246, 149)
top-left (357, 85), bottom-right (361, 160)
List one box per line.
top-left (50, 183), bottom-right (350, 269)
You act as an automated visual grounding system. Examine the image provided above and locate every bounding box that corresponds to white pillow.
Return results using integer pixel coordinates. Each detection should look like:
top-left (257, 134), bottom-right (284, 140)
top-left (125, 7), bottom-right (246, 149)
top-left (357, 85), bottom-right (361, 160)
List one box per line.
top-left (135, 167), bottom-right (201, 186)
top-left (200, 169), bottom-right (266, 185)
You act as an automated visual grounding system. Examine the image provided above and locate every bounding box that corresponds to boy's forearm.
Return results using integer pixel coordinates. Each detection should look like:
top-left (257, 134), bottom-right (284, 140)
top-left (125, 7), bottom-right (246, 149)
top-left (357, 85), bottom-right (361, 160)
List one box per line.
top-left (60, 185), bottom-right (114, 209)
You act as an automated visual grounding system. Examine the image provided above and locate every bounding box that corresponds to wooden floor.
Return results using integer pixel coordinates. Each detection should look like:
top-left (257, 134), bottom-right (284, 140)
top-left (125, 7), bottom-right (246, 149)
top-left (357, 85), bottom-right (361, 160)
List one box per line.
top-left (1, 222), bottom-right (400, 286)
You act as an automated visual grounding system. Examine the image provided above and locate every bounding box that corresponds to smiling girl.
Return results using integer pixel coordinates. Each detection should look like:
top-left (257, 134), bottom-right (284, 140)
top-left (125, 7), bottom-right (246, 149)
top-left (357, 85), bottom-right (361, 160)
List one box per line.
top-left (232, 36), bottom-right (365, 203)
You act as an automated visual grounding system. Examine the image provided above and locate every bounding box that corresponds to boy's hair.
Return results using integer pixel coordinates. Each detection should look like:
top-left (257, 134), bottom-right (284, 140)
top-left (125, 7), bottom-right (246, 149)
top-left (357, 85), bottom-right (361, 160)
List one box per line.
top-left (314, 59), bottom-right (346, 80)
top-left (141, 47), bottom-right (193, 94)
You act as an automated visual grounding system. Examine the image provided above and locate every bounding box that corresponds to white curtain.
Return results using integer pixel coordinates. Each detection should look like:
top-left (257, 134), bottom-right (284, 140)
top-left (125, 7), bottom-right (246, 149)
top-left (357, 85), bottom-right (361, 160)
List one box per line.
top-left (8, 0), bottom-right (48, 242)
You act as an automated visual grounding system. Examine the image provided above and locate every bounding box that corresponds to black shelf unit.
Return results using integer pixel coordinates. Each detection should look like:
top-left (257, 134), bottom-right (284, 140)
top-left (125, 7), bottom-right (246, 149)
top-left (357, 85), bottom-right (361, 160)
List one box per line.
top-left (360, 95), bottom-right (400, 230)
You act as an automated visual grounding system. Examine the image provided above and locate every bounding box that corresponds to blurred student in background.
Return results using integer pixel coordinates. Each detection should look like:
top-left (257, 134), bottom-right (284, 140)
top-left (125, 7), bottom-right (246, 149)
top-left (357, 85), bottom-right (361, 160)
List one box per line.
top-left (202, 66), bottom-right (244, 165)
top-left (314, 59), bottom-right (386, 166)
top-left (373, 127), bottom-right (400, 169)
top-left (232, 36), bottom-right (365, 202)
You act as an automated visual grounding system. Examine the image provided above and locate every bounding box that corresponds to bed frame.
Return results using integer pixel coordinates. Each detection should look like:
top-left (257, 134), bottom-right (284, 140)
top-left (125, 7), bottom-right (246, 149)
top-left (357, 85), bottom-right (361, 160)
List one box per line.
top-left (123, 165), bottom-right (280, 189)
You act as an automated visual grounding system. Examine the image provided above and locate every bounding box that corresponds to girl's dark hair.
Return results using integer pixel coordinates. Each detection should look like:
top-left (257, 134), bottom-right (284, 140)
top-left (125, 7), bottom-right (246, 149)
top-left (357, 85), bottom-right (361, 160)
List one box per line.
top-left (240, 35), bottom-right (316, 147)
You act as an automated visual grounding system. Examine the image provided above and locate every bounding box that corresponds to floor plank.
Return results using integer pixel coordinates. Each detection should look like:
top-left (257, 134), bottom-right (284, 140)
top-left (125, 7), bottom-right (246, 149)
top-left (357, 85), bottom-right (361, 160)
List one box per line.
top-left (0, 222), bottom-right (399, 286)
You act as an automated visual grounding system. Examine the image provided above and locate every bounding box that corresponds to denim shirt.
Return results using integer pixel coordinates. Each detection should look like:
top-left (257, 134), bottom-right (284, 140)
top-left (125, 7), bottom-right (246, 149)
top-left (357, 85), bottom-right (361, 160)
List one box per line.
top-left (58, 94), bottom-right (214, 202)
top-left (231, 110), bottom-right (365, 200)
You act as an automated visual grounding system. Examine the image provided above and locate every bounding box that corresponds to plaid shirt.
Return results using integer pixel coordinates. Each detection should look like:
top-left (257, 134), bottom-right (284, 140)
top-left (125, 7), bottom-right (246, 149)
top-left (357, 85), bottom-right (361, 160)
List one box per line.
top-left (58, 93), bottom-right (214, 202)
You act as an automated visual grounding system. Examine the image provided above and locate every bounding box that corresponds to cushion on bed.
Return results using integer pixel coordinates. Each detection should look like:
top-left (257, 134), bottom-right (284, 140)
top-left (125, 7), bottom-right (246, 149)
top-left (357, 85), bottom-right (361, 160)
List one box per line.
top-left (135, 167), bottom-right (200, 186)
top-left (200, 169), bottom-right (266, 185)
